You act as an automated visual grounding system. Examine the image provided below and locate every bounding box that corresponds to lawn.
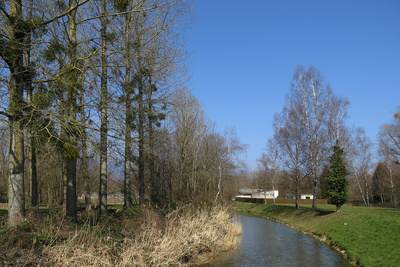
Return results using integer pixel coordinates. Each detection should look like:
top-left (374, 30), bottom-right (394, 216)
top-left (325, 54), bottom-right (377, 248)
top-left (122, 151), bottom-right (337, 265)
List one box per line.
top-left (234, 202), bottom-right (400, 267)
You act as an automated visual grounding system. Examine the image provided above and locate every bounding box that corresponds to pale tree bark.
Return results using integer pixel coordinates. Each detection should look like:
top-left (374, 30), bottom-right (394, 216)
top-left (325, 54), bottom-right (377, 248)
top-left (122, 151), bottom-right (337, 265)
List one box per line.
top-left (348, 127), bottom-right (373, 207)
top-left (170, 88), bottom-right (208, 200)
top-left (388, 164), bottom-right (397, 208)
top-left (328, 95), bottom-right (350, 146)
top-left (349, 164), bottom-right (368, 206)
top-left (259, 139), bottom-right (280, 206)
top-left (379, 123), bottom-right (399, 208)
top-left (214, 128), bottom-right (246, 204)
top-left (383, 111), bottom-right (400, 164)
top-left (289, 65), bottom-right (331, 211)
top-left (214, 133), bottom-right (230, 205)
top-left (272, 105), bottom-right (308, 209)
top-left (5, 0), bottom-right (26, 226)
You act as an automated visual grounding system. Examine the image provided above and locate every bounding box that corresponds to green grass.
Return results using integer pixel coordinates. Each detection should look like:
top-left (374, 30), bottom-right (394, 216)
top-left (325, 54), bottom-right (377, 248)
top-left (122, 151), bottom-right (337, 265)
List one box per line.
top-left (234, 202), bottom-right (400, 267)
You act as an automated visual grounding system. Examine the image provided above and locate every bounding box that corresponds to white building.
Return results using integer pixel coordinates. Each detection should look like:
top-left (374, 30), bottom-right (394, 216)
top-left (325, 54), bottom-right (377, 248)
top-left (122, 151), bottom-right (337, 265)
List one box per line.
top-left (299, 194), bottom-right (313, 200)
top-left (235, 189), bottom-right (279, 200)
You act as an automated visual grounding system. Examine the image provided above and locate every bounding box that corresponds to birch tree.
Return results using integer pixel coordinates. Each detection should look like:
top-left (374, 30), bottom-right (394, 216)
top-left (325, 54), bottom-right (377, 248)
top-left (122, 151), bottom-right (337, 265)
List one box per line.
top-left (214, 128), bottom-right (246, 204)
top-left (170, 88), bottom-right (208, 200)
top-left (378, 110), bottom-right (400, 208)
top-left (328, 95), bottom-right (350, 147)
top-left (272, 106), bottom-right (309, 209)
top-left (289, 65), bottom-right (332, 210)
top-left (258, 139), bottom-right (280, 206)
top-left (348, 127), bottom-right (373, 207)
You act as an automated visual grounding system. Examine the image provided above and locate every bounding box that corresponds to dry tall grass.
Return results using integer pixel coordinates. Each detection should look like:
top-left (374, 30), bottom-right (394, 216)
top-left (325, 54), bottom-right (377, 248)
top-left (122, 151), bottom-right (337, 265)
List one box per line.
top-left (45, 205), bottom-right (241, 266)
top-left (118, 205), bottom-right (241, 266)
top-left (43, 220), bottom-right (115, 266)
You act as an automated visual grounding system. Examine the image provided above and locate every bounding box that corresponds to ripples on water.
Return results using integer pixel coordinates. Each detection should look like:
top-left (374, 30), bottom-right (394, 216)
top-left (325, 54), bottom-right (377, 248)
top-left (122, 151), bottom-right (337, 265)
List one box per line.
top-left (204, 214), bottom-right (349, 267)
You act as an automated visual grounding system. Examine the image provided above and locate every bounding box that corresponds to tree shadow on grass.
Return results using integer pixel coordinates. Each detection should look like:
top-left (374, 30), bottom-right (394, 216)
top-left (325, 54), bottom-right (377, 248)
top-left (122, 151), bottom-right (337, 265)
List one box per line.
top-left (315, 209), bottom-right (335, 216)
top-left (295, 205), bottom-right (336, 216)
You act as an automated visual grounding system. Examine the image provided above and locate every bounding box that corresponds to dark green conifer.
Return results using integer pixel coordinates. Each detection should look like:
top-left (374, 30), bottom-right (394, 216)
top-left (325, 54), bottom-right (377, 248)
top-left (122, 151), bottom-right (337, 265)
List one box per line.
top-left (326, 140), bottom-right (349, 212)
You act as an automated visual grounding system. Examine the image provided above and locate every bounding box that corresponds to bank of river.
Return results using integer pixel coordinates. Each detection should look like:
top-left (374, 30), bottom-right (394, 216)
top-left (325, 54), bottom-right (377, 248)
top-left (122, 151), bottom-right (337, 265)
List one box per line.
top-left (204, 213), bottom-right (348, 266)
top-left (232, 202), bottom-right (400, 266)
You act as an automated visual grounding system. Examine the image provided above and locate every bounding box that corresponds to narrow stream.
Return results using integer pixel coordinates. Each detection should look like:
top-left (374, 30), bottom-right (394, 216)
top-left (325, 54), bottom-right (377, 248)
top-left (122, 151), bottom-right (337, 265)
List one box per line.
top-left (204, 213), bottom-right (349, 267)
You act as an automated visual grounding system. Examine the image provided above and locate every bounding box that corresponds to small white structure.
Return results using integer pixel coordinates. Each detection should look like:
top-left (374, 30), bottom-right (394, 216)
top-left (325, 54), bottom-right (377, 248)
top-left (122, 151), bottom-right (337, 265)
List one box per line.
top-left (299, 194), bottom-right (313, 200)
top-left (235, 189), bottom-right (279, 201)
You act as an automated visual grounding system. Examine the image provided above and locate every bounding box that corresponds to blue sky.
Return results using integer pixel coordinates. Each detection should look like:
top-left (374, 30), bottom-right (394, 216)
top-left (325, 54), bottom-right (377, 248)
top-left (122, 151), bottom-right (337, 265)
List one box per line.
top-left (186, 0), bottom-right (400, 170)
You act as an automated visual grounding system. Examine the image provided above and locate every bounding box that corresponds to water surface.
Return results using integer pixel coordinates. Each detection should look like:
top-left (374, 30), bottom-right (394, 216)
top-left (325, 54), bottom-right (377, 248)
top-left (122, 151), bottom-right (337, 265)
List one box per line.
top-left (204, 213), bottom-right (348, 267)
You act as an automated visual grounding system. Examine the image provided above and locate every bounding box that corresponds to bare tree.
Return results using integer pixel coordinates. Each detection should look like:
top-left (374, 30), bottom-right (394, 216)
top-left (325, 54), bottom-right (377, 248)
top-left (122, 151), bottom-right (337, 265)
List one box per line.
top-left (257, 139), bottom-right (279, 205)
top-left (272, 106), bottom-right (309, 209)
top-left (289, 65), bottom-right (332, 210)
top-left (348, 127), bottom-right (373, 207)
top-left (380, 108), bottom-right (400, 164)
top-left (378, 110), bottom-right (400, 208)
top-left (328, 95), bottom-right (350, 146)
top-left (214, 128), bottom-right (246, 204)
top-left (170, 88), bottom-right (209, 200)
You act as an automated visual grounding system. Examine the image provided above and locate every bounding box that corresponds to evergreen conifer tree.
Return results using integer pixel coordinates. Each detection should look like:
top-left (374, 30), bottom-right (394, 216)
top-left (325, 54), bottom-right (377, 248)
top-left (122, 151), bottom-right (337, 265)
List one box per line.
top-left (327, 140), bottom-right (349, 211)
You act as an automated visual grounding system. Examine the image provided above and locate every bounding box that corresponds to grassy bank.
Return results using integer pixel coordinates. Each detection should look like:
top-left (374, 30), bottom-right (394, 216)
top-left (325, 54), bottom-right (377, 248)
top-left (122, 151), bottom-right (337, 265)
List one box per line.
top-left (234, 202), bottom-right (400, 267)
top-left (0, 204), bottom-right (241, 266)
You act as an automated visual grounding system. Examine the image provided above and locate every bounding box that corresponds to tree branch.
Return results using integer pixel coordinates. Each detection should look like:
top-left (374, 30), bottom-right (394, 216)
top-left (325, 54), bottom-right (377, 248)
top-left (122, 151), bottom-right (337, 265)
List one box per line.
top-left (0, 110), bottom-right (10, 118)
top-left (0, 6), bottom-right (11, 22)
top-left (41, 0), bottom-right (90, 26)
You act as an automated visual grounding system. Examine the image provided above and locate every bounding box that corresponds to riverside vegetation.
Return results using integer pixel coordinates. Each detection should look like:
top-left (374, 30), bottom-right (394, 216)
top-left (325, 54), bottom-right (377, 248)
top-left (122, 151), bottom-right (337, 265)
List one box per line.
top-left (234, 202), bottom-right (400, 266)
top-left (0, 204), bottom-right (241, 266)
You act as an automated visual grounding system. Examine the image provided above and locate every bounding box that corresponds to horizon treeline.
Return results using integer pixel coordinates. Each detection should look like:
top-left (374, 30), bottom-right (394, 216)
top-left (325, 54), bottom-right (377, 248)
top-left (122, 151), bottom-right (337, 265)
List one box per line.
top-left (255, 65), bottom-right (400, 210)
top-left (0, 0), bottom-right (247, 226)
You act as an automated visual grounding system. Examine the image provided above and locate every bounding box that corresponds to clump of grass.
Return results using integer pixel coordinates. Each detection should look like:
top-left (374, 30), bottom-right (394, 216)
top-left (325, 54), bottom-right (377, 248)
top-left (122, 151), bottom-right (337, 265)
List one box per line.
top-left (43, 222), bottom-right (114, 266)
top-left (27, 204), bottom-right (240, 266)
top-left (118, 205), bottom-right (241, 266)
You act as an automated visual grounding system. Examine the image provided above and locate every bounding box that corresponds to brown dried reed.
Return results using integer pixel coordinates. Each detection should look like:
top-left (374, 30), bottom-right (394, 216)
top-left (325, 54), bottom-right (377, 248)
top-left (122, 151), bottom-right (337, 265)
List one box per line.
top-left (45, 205), bottom-right (241, 267)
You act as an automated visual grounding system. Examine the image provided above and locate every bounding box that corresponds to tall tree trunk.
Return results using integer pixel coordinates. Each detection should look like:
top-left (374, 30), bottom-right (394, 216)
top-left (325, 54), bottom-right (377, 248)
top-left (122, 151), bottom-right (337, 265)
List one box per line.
top-left (354, 173), bottom-right (368, 206)
top-left (8, 120), bottom-right (25, 225)
top-left (138, 76), bottom-right (145, 204)
top-left (364, 174), bottom-right (370, 207)
top-left (80, 73), bottom-right (90, 211)
top-left (272, 174), bottom-right (276, 206)
top-left (7, 0), bottom-right (26, 226)
top-left (148, 77), bottom-right (157, 204)
top-left (312, 109), bottom-right (320, 211)
top-left (295, 173), bottom-right (300, 209)
top-left (124, 105), bottom-right (132, 208)
top-left (99, 0), bottom-right (108, 215)
top-left (23, 0), bottom-right (38, 208)
top-left (29, 132), bottom-right (37, 207)
top-left (389, 166), bottom-right (397, 208)
top-left (214, 163), bottom-right (222, 205)
top-left (65, 0), bottom-right (79, 219)
top-left (135, 14), bottom-right (145, 204)
top-left (66, 158), bottom-right (77, 218)
top-left (149, 123), bottom-right (156, 202)
top-left (124, 11), bottom-right (133, 209)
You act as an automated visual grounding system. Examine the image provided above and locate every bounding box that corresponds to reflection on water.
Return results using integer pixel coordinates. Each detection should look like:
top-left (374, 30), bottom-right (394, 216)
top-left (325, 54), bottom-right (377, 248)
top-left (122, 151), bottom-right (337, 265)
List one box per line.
top-left (204, 214), bottom-right (348, 267)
